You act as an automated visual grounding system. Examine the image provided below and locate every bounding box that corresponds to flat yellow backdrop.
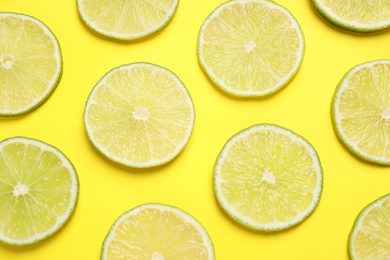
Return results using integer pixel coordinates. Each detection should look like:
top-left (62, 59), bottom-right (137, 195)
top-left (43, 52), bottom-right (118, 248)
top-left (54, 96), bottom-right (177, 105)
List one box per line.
top-left (1, 0), bottom-right (390, 259)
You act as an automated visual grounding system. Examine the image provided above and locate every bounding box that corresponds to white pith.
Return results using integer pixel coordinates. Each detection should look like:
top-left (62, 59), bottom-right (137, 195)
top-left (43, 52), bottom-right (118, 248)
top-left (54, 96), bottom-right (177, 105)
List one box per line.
top-left (214, 124), bottom-right (323, 231)
top-left (77, 0), bottom-right (179, 40)
top-left (349, 193), bottom-right (390, 259)
top-left (0, 13), bottom-right (62, 116)
top-left (84, 63), bottom-right (195, 168)
top-left (198, 0), bottom-right (305, 97)
top-left (101, 204), bottom-right (215, 260)
top-left (332, 60), bottom-right (390, 165)
top-left (313, 0), bottom-right (390, 32)
top-left (0, 137), bottom-right (78, 246)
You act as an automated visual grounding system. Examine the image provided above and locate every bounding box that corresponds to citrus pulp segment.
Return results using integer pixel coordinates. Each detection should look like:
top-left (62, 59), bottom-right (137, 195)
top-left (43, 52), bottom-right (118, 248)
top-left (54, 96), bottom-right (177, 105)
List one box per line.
top-left (198, 0), bottom-right (305, 98)
top-left (331, 60), bottom-right (390, 165)
top-left (214, 124), bottom-right (323, 231)
top-left (0, 137), bottom-right (79, 246)
top-left (0, 13), bottom-right (62, 117)
top-left (84, 63), bottom-right (195, 168)
top-left (77, 0), bottom-right (179, 40)
top-left (348, 193), bottom-right (390, 259)
top-left (312, 0), bottom-right (390, 33)
top-left (101, 203), bottom-right (215, 260)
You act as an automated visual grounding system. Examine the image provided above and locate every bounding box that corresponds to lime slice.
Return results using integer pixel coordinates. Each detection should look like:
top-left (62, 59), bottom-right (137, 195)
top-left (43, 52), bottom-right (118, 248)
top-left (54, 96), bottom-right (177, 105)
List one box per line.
top-left (331, 60), bottom-right (390, 165)
top-left (348, 193), bottom-right (390, 259)
top-left (214, 124), bottom-right (323, 231)
top-left (198, 0), bottom-right (305, 98)
top-left (101, 203), bottom-right (215, 260)
top-left (312, 0), bottom-right (390, 33)
top-left (84, 62), bottom-right (195, 168)
top-left (0, 13), bottom-right (62, 117)
top-left (77, 0), bottom-right (179, 40)
top-left (0, 137), bottom-right (79, 246)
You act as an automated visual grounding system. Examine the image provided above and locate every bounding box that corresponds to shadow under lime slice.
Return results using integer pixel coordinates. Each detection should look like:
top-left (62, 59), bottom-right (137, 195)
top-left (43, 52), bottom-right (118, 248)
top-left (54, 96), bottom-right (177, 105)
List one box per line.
top-left (0, 137), bottom-right (79, 246)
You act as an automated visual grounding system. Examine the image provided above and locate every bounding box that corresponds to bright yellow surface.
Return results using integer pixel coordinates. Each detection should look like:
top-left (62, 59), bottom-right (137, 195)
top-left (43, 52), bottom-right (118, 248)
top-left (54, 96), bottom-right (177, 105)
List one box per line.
top-left (0, 0), bottom-right (390, 259)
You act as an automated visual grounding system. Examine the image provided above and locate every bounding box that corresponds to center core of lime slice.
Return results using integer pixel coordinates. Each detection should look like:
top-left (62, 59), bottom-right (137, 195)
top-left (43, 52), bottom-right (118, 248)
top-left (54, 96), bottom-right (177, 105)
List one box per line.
top-left (13, 182), bottom-right (29, 196)
top-left (151, 252), bottom-right (164, 260)
top-left (262, 170), bottom-right (276, 184)
top-left (133, 107), bottom-right (149, 120)
top-left (1, 54), bottom-right (14, 69)
top-left (244, 41), bottom-right (256, 53)
top-left (383, 107), bottom-right (390, 119)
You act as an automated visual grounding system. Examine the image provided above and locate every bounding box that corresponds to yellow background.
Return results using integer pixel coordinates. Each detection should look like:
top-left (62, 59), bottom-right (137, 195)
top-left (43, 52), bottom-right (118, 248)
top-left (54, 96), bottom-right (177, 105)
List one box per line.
top-left (1, 0), bottom-right (390, 259)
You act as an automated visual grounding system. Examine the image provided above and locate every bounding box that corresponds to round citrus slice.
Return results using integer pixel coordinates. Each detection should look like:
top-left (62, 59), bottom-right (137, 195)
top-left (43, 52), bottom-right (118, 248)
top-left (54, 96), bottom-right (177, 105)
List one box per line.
top-left (77, 0), bottom-right (179, 40)
top-left (214, 124), bottom-right (323, 231)
top-left (331, 60), bottom-right (390, 165)
top-left (0, 137), bottom-right (79, 246)
top-left (0, 13), bottom-right (62, 117)
top-left (348, 193), bottom-right (390, 259)
top-left (101, 203), bottom-right (215, 260)
top-left (198, 0), bottom-right (305, 98)
top-left (312, 0), bottom-right (390, 33)
top-left (84, 62), bottom-right (195, 168)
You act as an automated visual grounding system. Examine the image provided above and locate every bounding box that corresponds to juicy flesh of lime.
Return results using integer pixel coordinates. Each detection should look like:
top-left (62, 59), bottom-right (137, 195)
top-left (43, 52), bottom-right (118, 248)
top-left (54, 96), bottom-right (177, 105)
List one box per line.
top-left (201, 2), bottom-right (300, 93)
top-left (320, 0), bottom-right (390, 24)
top-left (106, 208), bottom-right (209, 259)
top-left (0, 15), bottom-right (59, 112)
top-left (80, 0), bottom-right (176, 36)
top-left (338, 63), bottom-right (390, 159)
top-left (219, 130), bottom-right (318, 225)
top-left (353, 198), bottom-right (390, 259)
top-left (86, 66), bottom-right (193, 164)
top-left (0, 142), bottom-right (72, 240)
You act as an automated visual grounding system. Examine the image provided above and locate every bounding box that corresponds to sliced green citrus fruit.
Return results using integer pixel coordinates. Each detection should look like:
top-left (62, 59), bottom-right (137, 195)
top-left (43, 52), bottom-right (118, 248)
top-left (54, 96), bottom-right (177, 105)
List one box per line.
top-left (331, 60), bottom-right (390, 165)
top-left (101, 203), bottom-right (215, 260)
top-left (0, 13), bottom-right (62, 117)
top-left (214, 124), bottom-right (323, 231)
top-left (198, 0), bottom-right (305, 98)
top-left (348, 193), bottom-right (390, 259)
top-left (312, 0), bottom-right (390, 33)
top-left (84, 62), bottom-right (195, 168)
top-left (77, 0), bottom-right (179, 40)
top-left (0, 137), bottom-right (79, 246)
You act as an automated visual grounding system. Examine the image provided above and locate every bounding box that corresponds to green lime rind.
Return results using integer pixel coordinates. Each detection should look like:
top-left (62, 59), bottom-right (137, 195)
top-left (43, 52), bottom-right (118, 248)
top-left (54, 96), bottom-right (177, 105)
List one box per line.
top-left (0, 12), bottom-right (63, 118)
top-left (83, 62), bottom-right (195, 169)
top-left (331, 59), bottom-right (390, 166)
top-left (76, 0), bottom-right (179, 41)
top-left (312, 0), bottom-right (390, 33)
top-left (347, 193), bottom-right (390, 260)
top-left (0, 136), bottom-right (79, 247)
top-left (100, 203), bottom-right (215, 260)
top-left (214, 123), bottom-right (323, 231)
top-left (197, 0), bottom-right (305, 98)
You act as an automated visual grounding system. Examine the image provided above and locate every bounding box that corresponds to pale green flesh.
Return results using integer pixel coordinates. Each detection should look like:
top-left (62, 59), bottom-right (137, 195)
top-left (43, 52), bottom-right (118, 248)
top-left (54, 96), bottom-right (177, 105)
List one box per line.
top-left (105, 207), bottom-right (210, 259)
top-left (351, 197), bottom-right (390, 259)
top-left (219, 129), bottom-right (318, 226)
top-left (0, 14), bottom-right (60, 114)
top-left (337, 63), bottom-right (390, 160)
top-left (199, 1), bottom-right (302, 95)
top-left (79, 0), bottom-right (176, 38)
top-left (0, 141), bottom-right (72, 241)
top-left (319, 0), bottom-right (390, 25)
